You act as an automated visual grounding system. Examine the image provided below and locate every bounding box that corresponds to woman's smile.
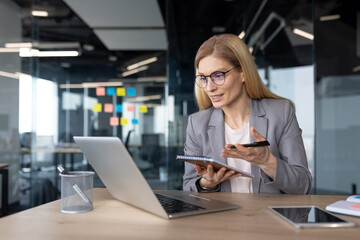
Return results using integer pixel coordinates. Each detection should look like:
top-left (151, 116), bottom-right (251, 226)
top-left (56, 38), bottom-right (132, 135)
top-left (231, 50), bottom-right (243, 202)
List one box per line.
top-left (209, 94), bottom-right (224, 102)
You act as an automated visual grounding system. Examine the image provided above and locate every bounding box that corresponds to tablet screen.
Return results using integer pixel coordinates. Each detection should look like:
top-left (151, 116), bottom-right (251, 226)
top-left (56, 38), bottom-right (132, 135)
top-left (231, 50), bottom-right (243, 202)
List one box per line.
top-left (269, 206), bottom-right (355, 228)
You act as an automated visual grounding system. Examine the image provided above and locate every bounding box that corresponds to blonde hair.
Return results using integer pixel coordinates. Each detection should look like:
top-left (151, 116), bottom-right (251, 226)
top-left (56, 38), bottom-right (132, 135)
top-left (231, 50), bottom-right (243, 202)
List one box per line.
top-left (194, 33), bottom-right (286, 110)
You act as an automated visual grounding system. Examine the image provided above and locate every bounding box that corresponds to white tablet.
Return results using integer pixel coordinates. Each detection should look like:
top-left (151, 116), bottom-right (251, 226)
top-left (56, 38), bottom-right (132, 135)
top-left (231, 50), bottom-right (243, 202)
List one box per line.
top-left (268, 206), bottom-right (356, 228)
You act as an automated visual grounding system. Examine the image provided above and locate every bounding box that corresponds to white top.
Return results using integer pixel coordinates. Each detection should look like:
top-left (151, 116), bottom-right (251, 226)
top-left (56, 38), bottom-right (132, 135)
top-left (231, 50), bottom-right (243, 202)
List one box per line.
top-left (225, 122), bottom-right (253, 193)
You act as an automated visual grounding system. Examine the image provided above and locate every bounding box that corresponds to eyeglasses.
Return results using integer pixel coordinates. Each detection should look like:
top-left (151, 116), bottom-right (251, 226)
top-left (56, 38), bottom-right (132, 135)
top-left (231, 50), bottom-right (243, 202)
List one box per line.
top-left (194, 65), bottom-right (239, 88)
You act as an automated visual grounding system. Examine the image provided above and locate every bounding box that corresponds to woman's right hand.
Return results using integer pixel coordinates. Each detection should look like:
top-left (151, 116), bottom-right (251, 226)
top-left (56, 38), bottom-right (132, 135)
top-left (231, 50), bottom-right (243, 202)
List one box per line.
top-left (194, 164), bottom-right (241, 189)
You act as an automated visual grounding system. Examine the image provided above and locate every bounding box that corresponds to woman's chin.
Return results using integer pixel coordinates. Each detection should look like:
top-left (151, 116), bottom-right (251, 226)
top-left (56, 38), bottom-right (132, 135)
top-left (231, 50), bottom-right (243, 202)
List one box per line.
top-left (211, 102), bottom-right (224, 109)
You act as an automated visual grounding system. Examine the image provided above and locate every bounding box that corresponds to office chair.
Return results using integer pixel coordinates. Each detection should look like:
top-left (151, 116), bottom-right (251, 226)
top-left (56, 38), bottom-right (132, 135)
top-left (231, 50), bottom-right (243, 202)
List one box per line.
top-left (140, 134), bottom-right (164, 178)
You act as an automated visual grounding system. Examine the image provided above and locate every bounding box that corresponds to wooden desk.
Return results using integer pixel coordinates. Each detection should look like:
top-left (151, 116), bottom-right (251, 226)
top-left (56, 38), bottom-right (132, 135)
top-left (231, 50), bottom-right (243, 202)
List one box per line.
top-left (20, 147), bottom-right (82, 154)
top-left (0, 188), bottom-right (359, 240)
top-left (20, 147), bottom-right (83, 171)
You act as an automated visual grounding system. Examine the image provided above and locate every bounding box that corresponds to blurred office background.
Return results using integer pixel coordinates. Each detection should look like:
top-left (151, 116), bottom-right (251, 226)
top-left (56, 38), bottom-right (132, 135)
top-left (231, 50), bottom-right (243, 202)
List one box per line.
top-left (0, 0), bottom-right (359, 215)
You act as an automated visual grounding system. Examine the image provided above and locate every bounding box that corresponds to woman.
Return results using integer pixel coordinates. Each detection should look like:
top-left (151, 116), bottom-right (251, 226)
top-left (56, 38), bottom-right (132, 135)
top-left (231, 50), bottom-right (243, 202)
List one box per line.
top-left (182, 33), bottom-right (312, 194)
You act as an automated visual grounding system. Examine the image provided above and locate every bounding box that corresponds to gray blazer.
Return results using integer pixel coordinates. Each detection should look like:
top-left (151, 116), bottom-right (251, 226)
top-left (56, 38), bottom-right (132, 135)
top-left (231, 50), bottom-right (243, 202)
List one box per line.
top-left (183, 98), bottom-right (312, 194)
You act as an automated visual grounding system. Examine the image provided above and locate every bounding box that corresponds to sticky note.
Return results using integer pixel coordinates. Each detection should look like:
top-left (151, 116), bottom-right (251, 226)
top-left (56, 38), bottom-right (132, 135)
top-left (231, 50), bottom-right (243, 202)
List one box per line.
top-left (104, 103), bottom-right (113, 113)
top-left (127, 105), bottom-right (135, 112)
top-left (110, 117), bottom-right (119, 126)
top-left (132, 119), bottom-right (139, 125)
top-left (120, 118), bottom-right (128, 125)
top-left (350, 203), bottom-right (360, 210)
top-left (139, 105), bottom-right (148, 113)
top-left (117, 87), bottom-right (126, 96)
top-left (116, 104), bottom-right (122, 113)
top-left (96, 87), bottom-right (106, 96)
top-left (93, 103), bottom-right (102, 112)
top-left (127, 88), bottom-right (136, 96)
top-left (107, 87), bottom-right (116, 96)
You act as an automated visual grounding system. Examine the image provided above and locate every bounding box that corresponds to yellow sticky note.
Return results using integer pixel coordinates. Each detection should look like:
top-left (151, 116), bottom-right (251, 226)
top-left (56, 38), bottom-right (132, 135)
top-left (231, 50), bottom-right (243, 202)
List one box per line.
top-left (140, 105), bottom-right (148, 113)
top-left (117, 87), bottom-right (126, 96)
top-left (93, 103), bottom-right (102, 112)
top-left (120, 118), bottom-right (128, 125)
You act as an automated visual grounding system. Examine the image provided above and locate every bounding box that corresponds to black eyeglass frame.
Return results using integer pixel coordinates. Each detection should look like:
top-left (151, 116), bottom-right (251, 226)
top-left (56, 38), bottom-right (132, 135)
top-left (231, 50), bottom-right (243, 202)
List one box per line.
top-left (194, 65), bottom-right (240, 88)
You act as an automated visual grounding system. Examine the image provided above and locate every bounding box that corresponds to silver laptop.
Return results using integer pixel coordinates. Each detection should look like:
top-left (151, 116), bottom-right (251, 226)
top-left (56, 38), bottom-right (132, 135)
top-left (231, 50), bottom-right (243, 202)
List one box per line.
top-left (73, 136), bottom-right (239, 219)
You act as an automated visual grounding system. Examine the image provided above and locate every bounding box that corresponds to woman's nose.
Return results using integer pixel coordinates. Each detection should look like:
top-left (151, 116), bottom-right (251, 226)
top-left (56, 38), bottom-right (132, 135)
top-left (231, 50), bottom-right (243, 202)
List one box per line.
top-left (205, 78), bottom-right (217, 92)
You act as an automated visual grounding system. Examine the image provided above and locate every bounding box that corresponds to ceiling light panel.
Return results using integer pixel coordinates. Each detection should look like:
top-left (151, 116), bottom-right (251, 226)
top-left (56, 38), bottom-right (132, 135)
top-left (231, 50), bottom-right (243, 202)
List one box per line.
top-left (64, 0), bottom-right (164, 28)
top-left (19, 48), bottom-right (79, 57)
top-left (293, 28), bottom-right (314, 40)
top-left (319, 14), bottom-right (341, 22)
top-left (64, 0), bottom-right (167, 51)
top-left (5, 42), bottom-right (32, 48)
top-left (284, 26), bottom-right (313, 46)
top-left (31, 10), bottom-right (49, 17)
top-left (94, 29), bottom-right (167, 50)
top-left (127, 57), bottom-right (158, 70)
top-left (121, 66), bottom-right (149, 77)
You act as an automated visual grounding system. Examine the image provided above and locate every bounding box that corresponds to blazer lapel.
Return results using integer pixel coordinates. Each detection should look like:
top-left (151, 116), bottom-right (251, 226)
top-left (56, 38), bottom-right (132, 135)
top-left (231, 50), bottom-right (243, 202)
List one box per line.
top-left (207, 108), bottom-right (227, 163)
top-left (249, 99), bottom-right (268, 141)
top-left (249, 99), bottom-right (268, 193)
top-left (207, 108), bottom-right (231, 192)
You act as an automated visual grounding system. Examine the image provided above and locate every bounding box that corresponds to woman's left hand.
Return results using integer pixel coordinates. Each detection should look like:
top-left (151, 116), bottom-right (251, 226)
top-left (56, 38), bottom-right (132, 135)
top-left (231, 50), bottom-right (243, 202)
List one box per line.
top-left (221, 126), bottom-right (277, 179)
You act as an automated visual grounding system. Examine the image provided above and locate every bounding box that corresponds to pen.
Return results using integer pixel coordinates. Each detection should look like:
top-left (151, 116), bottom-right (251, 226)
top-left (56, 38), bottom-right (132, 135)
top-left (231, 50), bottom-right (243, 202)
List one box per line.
top-left (57, 165), bottom-right (93, 207)
top-left (230, 140), bottom-right (270, 148)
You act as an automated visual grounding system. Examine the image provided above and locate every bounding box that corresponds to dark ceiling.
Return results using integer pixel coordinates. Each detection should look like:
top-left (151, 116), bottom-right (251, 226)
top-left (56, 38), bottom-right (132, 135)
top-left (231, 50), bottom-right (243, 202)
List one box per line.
top-left (11, 0), bottom-right (313, 83)
top-left (166, 0), bottom-right (312, 69)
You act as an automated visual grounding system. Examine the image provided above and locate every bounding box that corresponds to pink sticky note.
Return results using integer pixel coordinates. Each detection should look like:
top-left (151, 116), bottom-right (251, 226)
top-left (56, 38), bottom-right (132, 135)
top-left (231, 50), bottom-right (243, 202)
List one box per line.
top-left (96, 87), bottom-right (106, 96)
top-left (110, 117), bottom-right (119, 126)
top-left (127, 105), bottom-right (135, 112)
top-left (350, 203), bottom-right (360, 210)
top-left (104, 103), bottom-right (113, 113)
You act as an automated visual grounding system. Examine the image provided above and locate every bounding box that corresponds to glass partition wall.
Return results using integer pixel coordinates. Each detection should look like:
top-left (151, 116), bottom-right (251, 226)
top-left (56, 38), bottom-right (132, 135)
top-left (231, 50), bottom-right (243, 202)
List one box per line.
top-left (314, 0), bottom-right (360, 195)
top-left (0, 0), bottom-right (21, 212)
top-left (5, 0), bottom-right (169, 209)
top-left (2, 0), bottom-right (359, 215)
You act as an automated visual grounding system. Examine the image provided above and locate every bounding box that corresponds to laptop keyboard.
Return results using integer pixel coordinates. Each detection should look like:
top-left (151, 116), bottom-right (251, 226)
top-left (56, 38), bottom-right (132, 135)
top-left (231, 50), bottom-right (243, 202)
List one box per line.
top-left (155, 193), bottom-right (206, 214)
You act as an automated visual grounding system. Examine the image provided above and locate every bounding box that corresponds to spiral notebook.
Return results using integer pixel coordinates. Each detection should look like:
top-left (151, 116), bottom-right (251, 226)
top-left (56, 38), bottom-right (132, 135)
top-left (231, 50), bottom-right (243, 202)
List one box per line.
top-left (177, 155), bottom-right (254, 178)
top-left (326, 195), bottom-right (360, 217)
